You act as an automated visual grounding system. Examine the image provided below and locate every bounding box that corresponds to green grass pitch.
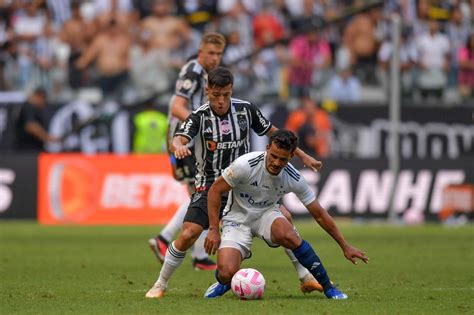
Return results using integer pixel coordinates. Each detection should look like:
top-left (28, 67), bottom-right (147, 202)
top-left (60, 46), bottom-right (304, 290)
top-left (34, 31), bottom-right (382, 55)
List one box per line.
top-left (1, 220), bottom-right (473, 314)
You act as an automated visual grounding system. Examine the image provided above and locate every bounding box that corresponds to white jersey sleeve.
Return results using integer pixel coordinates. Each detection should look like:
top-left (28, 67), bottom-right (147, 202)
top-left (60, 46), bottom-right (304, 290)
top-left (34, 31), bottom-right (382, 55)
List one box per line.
top-left (222, 155), bottom-right (250, 187)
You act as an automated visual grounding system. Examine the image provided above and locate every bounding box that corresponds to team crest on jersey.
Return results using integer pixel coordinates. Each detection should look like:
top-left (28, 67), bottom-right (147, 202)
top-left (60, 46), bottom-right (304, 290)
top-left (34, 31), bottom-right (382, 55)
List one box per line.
top-left (182, 79), bottom-right (193, 90)
top-left (220, 120), bottom-right (231, 135)
top-left (237, 115), bottom-right (247, 131)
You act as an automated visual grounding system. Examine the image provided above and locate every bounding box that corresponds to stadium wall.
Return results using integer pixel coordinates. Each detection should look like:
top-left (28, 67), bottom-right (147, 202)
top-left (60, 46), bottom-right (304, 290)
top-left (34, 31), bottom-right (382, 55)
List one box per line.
top-left (0, 153), bottom-right (472, 223)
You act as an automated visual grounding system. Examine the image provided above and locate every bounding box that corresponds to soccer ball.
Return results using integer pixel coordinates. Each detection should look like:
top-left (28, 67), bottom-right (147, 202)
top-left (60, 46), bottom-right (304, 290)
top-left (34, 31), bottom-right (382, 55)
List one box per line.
top-left (231, 268), bottom-right (265, 300)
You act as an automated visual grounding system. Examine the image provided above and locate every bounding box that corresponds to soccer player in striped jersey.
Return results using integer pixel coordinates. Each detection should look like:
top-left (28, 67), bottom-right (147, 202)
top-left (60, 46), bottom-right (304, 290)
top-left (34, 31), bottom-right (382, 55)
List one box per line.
top-left (203, 130), bottom-right (369, 299)
top-left (148, 33), bottom-right (226, 270)
top-left (145, 67), bottom-right (323, 299)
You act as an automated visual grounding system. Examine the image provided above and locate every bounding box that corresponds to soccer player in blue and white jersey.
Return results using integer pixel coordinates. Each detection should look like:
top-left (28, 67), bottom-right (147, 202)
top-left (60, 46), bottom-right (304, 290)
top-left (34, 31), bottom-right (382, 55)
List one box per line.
top-left (145, 68), bottom-right (324, 299)
top-left (203, 130), bottom-right (369, 299)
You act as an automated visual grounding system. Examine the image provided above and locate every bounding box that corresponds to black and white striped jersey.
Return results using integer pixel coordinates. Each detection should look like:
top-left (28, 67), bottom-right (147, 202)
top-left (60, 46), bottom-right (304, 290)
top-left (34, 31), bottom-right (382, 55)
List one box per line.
top-left (174, 58), bottom-right (208, 111)
top-left (175, 98), bottom-right (272, 189)
top-left (168, 58), bottom-right (208, 140)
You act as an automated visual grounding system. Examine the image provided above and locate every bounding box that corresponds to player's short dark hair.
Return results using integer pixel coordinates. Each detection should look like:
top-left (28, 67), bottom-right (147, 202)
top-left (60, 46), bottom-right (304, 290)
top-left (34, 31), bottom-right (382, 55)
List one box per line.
top-left (269, 130), bottom-right (298, 153)
top-left (208, 67), bottom-right (233, 88)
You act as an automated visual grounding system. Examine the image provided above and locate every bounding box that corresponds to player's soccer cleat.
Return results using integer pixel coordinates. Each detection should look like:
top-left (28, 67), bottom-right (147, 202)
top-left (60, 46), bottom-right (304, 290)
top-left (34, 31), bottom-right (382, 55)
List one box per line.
top-left (192, 257), bottom-right (217, 270)
top-left (324, 286), bottom-right (348, 300)
top-left (204, 282), bottom-right (231, 298)
top-left (145, 282), bottom-right (166, 299)
top-left (299, 274), bottom-right (324, 293)
top-left (148, 235), bottom-right (169, 263)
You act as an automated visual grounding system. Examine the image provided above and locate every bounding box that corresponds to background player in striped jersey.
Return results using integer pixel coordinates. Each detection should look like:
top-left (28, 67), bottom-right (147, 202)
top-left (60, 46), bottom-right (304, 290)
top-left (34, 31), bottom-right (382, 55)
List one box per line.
top-left (146, 67), bottom-right (324, 299)
top-left (203, 130), bottom-right (369, 299)
top-left (148, 33), bottom-right (226, 270)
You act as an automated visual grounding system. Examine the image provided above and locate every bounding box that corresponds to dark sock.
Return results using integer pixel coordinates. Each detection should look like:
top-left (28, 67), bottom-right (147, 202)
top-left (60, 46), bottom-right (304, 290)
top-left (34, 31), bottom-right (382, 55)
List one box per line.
top-left (292, 240), bottom-right (332, 291)
top-left (215, 270), bottom-right (230, 285)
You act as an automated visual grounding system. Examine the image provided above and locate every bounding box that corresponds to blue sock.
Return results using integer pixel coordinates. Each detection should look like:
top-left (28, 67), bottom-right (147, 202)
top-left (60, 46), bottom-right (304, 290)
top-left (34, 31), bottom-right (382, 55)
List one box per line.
top-left (292, 240), bottom-right (332, 291)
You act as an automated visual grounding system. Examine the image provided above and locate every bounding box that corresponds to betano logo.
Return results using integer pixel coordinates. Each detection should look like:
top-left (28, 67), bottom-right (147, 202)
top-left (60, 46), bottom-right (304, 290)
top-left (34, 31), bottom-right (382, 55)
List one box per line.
top-left (39, 154), bottom-right (189, 225)
top-left (206, 139), bottom-right (245, 151)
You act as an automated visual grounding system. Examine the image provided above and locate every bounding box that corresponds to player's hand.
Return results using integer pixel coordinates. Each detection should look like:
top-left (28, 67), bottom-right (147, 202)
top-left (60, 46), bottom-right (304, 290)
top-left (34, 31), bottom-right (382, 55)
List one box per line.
top-left (302, 155), bottom-right (323, 172)
top-left (174, 145), bottom-right (192, 159)
top-left (204, 228), bottom-right (221, 255)
top-left (342, 244), bottom-right (369, 265)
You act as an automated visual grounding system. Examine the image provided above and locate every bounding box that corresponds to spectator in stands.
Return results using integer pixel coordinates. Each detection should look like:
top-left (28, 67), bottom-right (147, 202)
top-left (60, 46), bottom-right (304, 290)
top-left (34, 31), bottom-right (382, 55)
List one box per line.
top-left (76, 18), bottom-right (131, 100)
top-left (175, 0), bottom-right (217, 33)
top-left (326, 66), bottom-right (361, 104)
top-left (141, 0), bottom-right (190, 50)
top-left (342, 7), bottom-right (383, 85)
top-left (59, 1), bottom-right (94, 90)
top-left (415, 19), bottom-right (450, 99)
top-left (128, 29), bottom-right (171, 100)
top-left (287, 29), bottom-right (332, 99)
top-left (378, 26), bottom-right (418, 98)
top-left (252, 0), bottom-right (285, 49)
top-left (458, 33), bottom-right (474, 98)
top-left (446, 5), bottom-right (471, 87)
top-left (11, 1), bottom-right (47, 90)
top-left (222, 30), bottom-right (253, 96)
top-left (285, 96), bottom-right (332, 158)
top-left (15, 88), bottom-right (59, 151)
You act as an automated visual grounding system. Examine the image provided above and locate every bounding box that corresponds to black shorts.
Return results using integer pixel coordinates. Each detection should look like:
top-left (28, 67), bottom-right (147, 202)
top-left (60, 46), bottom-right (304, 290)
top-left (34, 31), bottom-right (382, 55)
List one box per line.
top-left (170, 154), bottom-right (196, 183)
top-left (183, 190), bottom-right (228, 229)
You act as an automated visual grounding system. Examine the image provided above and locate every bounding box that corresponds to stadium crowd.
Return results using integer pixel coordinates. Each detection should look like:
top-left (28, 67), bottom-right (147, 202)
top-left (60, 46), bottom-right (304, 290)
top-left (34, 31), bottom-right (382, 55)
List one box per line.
top-left (1, 0), bottom-right (474, 156)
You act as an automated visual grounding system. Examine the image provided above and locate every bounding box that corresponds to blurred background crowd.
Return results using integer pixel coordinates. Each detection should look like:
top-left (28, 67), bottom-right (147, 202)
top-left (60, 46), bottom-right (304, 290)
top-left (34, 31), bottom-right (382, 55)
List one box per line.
top-left (1, 0), bottom-right (474, 156)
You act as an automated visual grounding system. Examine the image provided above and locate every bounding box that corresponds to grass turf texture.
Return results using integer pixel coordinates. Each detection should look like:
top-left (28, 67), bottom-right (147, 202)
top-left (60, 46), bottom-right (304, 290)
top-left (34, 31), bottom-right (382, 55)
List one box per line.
top-left (1, 220), bottom-right (473, 315)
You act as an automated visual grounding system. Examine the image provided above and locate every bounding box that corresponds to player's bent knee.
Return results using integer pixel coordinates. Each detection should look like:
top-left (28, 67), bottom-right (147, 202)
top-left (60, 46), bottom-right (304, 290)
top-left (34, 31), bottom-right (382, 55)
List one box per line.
top-left (177, 226), bottom-right (202, 250)
top-left (218, 265), bottom-right (238, 283)
top-left (276, 230), bottom-right (301, 250)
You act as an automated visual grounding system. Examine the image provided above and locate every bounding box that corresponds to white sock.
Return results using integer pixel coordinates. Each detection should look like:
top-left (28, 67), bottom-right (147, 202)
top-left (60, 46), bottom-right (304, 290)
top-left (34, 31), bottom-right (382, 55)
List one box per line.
top-left (160, 200), bottom-right (190, 242)
top-left (192, 230), bottom-right (209, 260)
top-left (285, 225), bottom-right (310, 280)
top-left (156, 241), bottom-right (186, 288)
top-left (284, 248), bottom-right (310, 280)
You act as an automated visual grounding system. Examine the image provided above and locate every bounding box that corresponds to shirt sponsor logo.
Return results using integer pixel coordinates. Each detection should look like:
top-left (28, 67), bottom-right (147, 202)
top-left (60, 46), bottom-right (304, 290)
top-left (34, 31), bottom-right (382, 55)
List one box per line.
top-left (239, 192), bottom-right (273, 207)
top-left (206, 139), bottom-right (245, 151)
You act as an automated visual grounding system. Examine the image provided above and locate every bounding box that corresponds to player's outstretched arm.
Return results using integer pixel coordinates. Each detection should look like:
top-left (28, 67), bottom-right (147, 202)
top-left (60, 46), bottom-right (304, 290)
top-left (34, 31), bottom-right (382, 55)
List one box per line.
top-left (306, 199), bottom-right (369, 264)
top-left (171, 135), bottom-right (192, 159)
top-left (205, 176), bottom-right (232, 255)
top-left (265, 126), bottom-right (323, 172)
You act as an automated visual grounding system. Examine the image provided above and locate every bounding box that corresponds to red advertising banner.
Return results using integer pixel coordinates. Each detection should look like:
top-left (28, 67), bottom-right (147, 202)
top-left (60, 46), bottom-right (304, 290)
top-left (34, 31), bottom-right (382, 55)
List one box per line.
top-left (38, 154), bottom-right (189, 225)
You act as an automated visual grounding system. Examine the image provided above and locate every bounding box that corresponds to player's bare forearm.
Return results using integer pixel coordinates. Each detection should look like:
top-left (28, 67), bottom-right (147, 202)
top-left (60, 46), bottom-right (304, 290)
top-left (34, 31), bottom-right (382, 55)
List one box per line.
top-left (306, 200), bottom-right (348, 249)
top-left (307, 200), bottom-right (369, 264)
top-left (171, 135), bottom-right (191, 159)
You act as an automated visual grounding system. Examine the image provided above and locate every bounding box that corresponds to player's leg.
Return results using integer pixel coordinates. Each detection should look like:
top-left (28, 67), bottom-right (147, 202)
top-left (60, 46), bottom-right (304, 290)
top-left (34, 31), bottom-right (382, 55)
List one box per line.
top-left (191, 230), bottom-right (217, 270)
top-left (148, 199), bottom-right (189, 263)
top-left (262, 212), bottom-right (347, 299)
top-left (145, 221), bottom-right (203, 299)
top-left (204, 221), bottom-right (251, 298)
top-left (146, 191), bottom-right (208, 299)
top-left (280, 206), bottom-right (323, 293)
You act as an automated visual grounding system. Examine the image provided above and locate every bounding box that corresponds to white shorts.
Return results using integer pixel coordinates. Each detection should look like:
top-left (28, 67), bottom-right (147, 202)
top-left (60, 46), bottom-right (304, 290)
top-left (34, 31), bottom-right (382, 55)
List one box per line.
top-left (220, 209), bottom-right (285, 259)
